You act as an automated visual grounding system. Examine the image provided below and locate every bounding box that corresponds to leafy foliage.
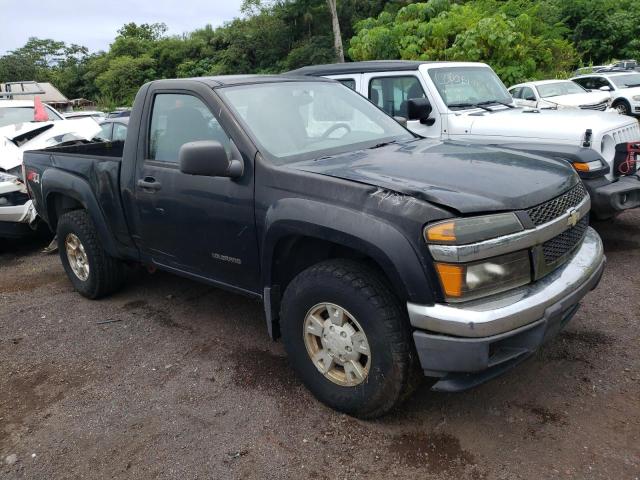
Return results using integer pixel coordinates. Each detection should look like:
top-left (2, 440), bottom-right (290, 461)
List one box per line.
top-left (1, 0), bottom-right (639, 107)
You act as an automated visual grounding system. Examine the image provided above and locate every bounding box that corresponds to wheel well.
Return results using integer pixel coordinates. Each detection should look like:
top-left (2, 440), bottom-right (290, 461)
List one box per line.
top-left (47, 193), bottom-right (84, 231)
top-left (270, 235), bottom-right (406, 302)
top-left (612, 98), bottom-right (630, 107)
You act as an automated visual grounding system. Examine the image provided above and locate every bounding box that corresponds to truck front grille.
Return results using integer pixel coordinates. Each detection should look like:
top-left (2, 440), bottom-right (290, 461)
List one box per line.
top-left (579, 101), bottom-right (607, 111)
top-left (526, 183), bottom-right (587, 226)
top-left (611, 123), bottom-right (640, 145)
top-left (542, 216), bottom-right (589, 264)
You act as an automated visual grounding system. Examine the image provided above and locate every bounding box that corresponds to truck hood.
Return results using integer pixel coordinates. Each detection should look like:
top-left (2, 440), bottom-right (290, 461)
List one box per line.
top-left (542, 92), bottom-right (609, 107)
top-left (456, 107), bottom-right (630, 142)
top-left (0, 119), bottom-right (100, 172)
top-left (287, 139), bottom-right (578, 214)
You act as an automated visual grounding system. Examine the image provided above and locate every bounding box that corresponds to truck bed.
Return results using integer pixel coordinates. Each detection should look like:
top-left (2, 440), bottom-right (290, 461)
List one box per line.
top-left (23, 140), bottom-right (135, 256)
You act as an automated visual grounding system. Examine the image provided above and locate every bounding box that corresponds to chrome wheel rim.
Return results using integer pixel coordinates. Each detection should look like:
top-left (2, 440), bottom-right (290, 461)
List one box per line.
top-left (616, 104), bottom-right (628, 114)
top-left (65, 233), bottom-right (90, 281)
top-left (303, 303), bottom-right (371, 387)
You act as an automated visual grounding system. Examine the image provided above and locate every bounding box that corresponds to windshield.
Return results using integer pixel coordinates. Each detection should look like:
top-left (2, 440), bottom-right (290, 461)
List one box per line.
top-left (537, 81), bottom-right (586, 98)
top-left (0, 106), bottom-right (62, 128)
top-left (609, 74), bottom-right (640, 88)
top-left (427, 66), bottom-right (512, 110)
top-left (218, 81), bottom-right (414, 164)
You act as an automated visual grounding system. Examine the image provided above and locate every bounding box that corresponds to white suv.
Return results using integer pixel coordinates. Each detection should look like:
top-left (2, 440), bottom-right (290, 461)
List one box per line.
top-left (571, 71), bottom-right (640, 116)
top-left (290, 60), bottom-right (640, 218)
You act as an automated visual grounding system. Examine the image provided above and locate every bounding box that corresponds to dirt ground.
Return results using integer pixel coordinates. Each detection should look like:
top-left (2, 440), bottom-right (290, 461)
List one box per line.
top-left (0, 211), bottom-right (638, 480)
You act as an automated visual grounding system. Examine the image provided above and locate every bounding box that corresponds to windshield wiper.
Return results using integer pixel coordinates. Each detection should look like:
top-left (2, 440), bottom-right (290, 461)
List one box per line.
top-left (477, 100), bottom-right (515, 109)
top-left (369, 139), bottom-right (400, 149)
top-left (447, 102), bottom-right (493, 112)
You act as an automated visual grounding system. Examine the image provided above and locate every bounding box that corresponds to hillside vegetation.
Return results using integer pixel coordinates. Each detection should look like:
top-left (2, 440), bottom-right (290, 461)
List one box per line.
top-left (1, 0), bottom-right (638, 107)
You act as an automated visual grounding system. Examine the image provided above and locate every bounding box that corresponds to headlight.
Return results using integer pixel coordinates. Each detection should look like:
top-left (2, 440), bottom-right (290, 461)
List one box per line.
top-left (572, 160), bottom-right (604, 172)
top-left (632, 95), bottom-right (640, 101)
top-left (424, 213), bottom-right (523, 245)
top-left (601, 134), bottom-right (615, 160)
top-left (435, 250), bottom-right (532, 302)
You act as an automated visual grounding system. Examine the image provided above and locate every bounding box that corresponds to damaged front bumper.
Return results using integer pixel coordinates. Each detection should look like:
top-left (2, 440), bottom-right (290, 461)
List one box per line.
top-left (407, 227), bottom-right (605, 392)
top-left (584, 173), bottom-right (640, 217)
top-left (0, 179), bottom-right (38, 238)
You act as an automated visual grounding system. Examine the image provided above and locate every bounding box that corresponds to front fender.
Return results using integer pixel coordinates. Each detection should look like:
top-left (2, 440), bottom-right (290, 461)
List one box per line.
top-left (41, 168), bottom-right (120, 257)
top-left (261, 197), bottom-right (434, 305)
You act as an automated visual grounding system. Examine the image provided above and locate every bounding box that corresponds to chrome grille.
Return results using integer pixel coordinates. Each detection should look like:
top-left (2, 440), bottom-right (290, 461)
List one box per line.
top-left (611, 123), bottom-right (640, 145)
top-left (579, 101), bottom-right (607, 111)
top-left (542, 216), bottom-right (589, 264)
top-left (526, 183), bottom-right (587, 226)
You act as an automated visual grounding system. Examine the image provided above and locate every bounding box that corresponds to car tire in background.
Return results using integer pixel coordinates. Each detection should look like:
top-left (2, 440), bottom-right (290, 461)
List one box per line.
top-left (57, 209), bottom-right (126, 299)
top-left (612, 99), bottom-right (631, 116)
top-left (280, 259), bottom-right (420, 419)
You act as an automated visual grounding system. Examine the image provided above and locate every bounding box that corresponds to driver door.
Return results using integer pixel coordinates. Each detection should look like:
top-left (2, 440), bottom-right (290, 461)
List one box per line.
top-left (132, 89), bottom-right (260, 293)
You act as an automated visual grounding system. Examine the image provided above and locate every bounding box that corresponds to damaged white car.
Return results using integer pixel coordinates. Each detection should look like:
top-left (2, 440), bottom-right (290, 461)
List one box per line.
top-left (0, 99), bottom-right (100, 238)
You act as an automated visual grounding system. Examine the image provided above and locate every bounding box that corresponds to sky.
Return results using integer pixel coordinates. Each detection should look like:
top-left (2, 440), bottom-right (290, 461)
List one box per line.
top-left (0, 0), bottom-right (244, 55)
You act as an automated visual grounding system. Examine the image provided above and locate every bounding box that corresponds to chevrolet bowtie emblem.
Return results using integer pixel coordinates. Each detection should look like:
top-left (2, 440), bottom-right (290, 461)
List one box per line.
top-left (567, 208), bottom-right (580, 227)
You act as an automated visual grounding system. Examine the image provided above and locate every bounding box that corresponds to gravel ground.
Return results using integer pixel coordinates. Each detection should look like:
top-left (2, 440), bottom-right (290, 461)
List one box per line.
top-left (0, 211), bottom-right (638, 480)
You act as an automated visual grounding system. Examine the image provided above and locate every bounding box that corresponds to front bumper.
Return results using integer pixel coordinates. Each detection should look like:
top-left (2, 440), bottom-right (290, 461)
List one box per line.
top-left (407, 227), bottom-right (605, 391)
top-left (584, 173), bottom-right (640, 216)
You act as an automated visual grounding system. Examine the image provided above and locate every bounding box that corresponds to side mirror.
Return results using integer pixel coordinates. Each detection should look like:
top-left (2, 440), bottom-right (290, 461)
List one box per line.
top-left (407, 98), bottom-right (433, 124)
top-left (599, 86), bottom-right (612, 91)
top-left (179, 141), bottom-right (243, 178)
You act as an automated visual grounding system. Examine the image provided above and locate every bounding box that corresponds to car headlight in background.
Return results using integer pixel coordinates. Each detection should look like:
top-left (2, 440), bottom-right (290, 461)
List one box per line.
top-left (632, 95), bottom-right (640, 101)
top-left (435, 250), bottom-right (532, 302)
top-left (424, 213), bottom-right (523, 245)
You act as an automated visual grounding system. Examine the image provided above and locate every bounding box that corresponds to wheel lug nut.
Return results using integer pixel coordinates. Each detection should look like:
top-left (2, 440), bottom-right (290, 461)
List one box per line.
top-left (329, 326), bottom-right (335, 332)
top-left (345, 346), bottom-right (352, 352)
top-left (340, 332), bottom-right (347, 338)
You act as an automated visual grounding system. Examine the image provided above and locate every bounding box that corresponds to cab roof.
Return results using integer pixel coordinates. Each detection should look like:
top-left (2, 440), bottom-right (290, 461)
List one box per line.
top-left (287, 60), bottom-right (437, 76)
top-left (150, 74), bottom-right (335, 88)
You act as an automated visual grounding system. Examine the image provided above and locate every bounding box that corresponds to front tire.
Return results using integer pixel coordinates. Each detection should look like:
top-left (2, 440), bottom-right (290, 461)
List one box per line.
top-left (613, 99), bottom-right (631, 116)
top-left (57, 210), bottom-right (125, 299)
top-left (280, 259), bottom-right (418, 419)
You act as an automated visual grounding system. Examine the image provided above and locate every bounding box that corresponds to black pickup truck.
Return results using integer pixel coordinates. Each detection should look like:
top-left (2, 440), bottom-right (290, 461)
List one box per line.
top-left (23, 76), bottom-right (605, 418)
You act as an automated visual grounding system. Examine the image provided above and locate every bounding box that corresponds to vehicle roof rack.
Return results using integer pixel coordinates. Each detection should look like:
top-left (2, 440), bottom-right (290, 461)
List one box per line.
top-left (0, 81), bottom-right (46, 99)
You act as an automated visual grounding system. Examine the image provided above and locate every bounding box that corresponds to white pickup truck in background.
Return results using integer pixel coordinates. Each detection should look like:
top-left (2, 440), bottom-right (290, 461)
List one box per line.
top-left (290, 60), bottom-right (640, 219)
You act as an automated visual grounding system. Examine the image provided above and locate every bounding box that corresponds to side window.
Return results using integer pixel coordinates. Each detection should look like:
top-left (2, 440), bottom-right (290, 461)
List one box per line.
top-left (573, 77), bottom-right (590, 89)
top-left (113, 123), bottom-right (128, 142)
top-left (148, 93), bottom-right (232, 163)
top-left (521, 87), bottom-right (536, 101)
top-left (98, 123), bottom-right (113, 141)
top-left (336, 79), bottom-right (356, 90)
top-left (369, 76), bottom-right (426, 117)
top-left (509, 87), bottom-right (522, 99)
top-left (45, 106), bottom-right (62, 121)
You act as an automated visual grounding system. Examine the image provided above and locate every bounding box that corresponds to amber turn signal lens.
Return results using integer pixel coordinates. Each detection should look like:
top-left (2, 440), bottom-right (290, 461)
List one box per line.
top-left (572, 162), bottom-right (590, 172)
top-left (426, 221), bottom-right (456, 242)
top-left (435, 263), bottom-right (463, 298)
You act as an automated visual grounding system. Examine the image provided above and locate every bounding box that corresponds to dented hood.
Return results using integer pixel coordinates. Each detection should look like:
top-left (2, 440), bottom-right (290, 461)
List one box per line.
top-left (0, 119), bottom-right (100, 171)
top-left (288, 139), bottom-right (578, 214)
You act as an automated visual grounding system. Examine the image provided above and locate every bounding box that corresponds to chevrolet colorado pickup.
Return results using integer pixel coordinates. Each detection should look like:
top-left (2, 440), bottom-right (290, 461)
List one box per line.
top-left (290, 60), bottom-right (640, 219)
top-left (23, 76), bottom-right (605, 418)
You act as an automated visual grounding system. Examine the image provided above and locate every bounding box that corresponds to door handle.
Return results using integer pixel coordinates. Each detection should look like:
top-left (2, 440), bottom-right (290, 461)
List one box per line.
top-left (137, 177), bottom-right (162, 191)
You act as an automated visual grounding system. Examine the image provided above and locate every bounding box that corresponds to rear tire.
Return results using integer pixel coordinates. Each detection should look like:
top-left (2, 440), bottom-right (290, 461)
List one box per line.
top-left (57, 210), bottom-right (125, 299)
top-left (280, 259), bottom-right (419, 419)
